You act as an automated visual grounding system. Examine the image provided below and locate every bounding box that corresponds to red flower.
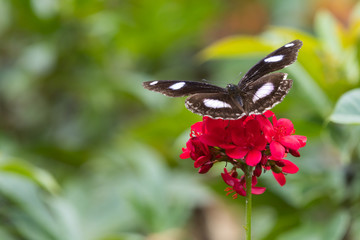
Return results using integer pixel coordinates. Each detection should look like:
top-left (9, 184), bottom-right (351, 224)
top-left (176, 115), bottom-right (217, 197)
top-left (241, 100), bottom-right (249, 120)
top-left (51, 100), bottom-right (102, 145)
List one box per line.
top-left (269, 116), bottom-right (307, 159)
top-left (221, 168), bottom-right (266, 198)
top-left (270, 159), bottom-right (299, 186)
top-left (224, 119), bottom-right (267, 166)
top-left (179, 111), bottom-right (306, 198)
top-left (199, 117), bottom-right (233, 147)
top-left (180, 137), bottom-right (213, 173)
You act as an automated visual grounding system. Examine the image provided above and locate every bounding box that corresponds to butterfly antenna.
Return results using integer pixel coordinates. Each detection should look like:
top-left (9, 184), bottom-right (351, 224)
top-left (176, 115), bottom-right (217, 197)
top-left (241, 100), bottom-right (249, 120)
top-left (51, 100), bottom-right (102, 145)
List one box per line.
top-left (231, 72), bottom-right (242, 84)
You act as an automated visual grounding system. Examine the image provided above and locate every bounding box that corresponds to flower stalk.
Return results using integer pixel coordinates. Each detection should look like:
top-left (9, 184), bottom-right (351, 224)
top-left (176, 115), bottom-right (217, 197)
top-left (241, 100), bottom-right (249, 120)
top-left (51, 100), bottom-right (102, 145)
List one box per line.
top-left (245, 165), bottom-right (253, 240)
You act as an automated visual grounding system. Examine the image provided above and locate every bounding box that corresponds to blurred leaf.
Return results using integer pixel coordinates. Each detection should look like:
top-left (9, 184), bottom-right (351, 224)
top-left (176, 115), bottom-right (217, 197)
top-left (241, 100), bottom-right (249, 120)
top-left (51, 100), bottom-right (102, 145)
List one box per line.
top-left (252, 207), bottom-right (277, 239)
top-left (322, 210), bottom-right (350, 240)
top-left (30, 0), bottom-right (59, 19)
top-left (278, 210), bottom-right (350, 240)
top-left (329, 88), bottom-right (360, 124)
top-left (266, 27), bottom-right (318, 46)
top-left (352, 215), bottom-right (360, 239)
top-left (0, 173), bottom-right (67, 240)
top-left (0, 0), bottom-right (11, 35)
top-left (0, 228), bottom-right (16, 240)
top-left (0, 157), bottom-right (60, 194)
top-left (199, 36), bottom-right (274, 60)
top-left (287, 64), bottom-right (332, 117)
top-left (314, 10), bottom-right (342, 58)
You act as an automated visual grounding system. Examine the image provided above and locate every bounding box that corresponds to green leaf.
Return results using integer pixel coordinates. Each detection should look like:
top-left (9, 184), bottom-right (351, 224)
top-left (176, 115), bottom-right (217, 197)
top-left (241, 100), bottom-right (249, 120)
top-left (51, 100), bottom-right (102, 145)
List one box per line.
top-left (329, 88), bottom-right (360, 124)
top-left (322, 210), bottom-right (350, 240)
top-left (198, 36), bottom-right (275, 60)
top-left (314, 10), bottom-right (342, 58)
top-left (0, 227), bottom-right (16, 240)
top-left (0, 158), bottom-right (60, 194)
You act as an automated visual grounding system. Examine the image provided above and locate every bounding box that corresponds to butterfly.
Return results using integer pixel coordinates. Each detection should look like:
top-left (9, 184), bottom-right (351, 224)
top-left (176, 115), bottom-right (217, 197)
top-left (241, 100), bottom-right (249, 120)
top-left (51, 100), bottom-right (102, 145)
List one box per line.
top-left (143, 40), bottom-right (303, 119)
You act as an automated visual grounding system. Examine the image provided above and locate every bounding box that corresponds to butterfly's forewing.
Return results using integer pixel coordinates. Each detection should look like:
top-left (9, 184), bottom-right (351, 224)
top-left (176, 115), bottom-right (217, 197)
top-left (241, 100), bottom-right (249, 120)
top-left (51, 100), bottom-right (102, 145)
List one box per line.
top-left (239, 40), bottom-right (302, 88)
top-left (241, 72), bottom-right (292, 115)
top-left (185, 93), bottom-right (246, 119)
top-left (142, 80), bottom-right (226, 97)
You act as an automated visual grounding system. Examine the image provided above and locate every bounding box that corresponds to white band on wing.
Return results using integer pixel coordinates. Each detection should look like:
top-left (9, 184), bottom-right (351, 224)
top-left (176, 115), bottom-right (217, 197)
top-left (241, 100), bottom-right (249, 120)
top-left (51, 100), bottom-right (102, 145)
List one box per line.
top-left (203, 99), bottom-right (232, 109)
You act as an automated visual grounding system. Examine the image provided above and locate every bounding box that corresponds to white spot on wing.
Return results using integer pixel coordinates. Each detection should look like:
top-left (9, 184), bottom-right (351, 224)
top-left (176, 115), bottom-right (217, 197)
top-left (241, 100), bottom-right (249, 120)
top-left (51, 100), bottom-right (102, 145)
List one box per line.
top-left (252, 82), bottom-right (274, 102)
top-left (150, 81), bottom-right (158, 85)
top-left (285, 43), bottom-right (294, 47)
top-left (264, 55), bottom-right (283, 63)
top-left (203, 99), bottom-right (232, 109)
top-left (169, 82), bottom-right (185, 90)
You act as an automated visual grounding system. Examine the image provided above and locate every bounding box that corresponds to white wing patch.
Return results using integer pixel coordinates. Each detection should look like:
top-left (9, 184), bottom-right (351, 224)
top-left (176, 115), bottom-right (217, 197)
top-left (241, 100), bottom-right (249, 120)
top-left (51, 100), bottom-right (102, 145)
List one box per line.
top-left (284, 43), bottom-right (294, 47)
top-left (203, 99), bottom-right (232, 109)
top-left (264, 55), bottom-right (283, 63)
top-left (150, 81), bottom-right (158, 85)
top-left (252, 82), bottom-right (274, 102)
top-left (169, 82), bottom-right (186, 90)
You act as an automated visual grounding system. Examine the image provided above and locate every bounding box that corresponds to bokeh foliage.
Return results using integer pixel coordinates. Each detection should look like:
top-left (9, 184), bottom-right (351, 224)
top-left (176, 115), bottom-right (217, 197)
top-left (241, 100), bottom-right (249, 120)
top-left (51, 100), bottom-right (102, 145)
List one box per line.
top-left (1, 0), bottom-right (360, 240)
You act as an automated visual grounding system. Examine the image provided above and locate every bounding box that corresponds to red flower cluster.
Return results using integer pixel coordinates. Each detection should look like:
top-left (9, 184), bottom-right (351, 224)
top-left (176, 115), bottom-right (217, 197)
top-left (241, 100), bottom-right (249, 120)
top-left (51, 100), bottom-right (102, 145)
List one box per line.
top-left (180, 111), bottom-right (306, 199)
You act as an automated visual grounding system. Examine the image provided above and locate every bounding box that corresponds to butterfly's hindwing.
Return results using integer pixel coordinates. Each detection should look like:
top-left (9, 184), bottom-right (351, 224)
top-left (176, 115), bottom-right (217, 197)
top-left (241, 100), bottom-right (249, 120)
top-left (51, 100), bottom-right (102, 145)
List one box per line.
top-left (241, 72), bottom-right (292, 115)
top-left (142, 80), bottom-right (226, 97)
top-left (239, 40), bottom-right (302, 88)
top-left (185, 93), bottom-right (246, 119)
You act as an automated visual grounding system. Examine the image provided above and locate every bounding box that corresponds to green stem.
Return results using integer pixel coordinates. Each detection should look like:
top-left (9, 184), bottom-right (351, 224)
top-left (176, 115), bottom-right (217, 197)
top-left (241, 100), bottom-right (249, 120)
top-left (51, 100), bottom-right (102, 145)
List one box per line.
top-left (245, 166), bottom-right (253, 240)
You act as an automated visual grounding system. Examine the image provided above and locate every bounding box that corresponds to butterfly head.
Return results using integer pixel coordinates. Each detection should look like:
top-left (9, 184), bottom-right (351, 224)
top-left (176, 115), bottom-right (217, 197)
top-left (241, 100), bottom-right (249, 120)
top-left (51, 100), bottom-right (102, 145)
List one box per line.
top-left (226, 84), bottom-right (240, 94)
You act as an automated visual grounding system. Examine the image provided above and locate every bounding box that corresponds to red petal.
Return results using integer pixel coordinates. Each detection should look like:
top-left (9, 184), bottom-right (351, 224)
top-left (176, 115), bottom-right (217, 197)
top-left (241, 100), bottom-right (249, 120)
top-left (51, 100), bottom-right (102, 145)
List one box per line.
top-left (289, 149), bottom-right (300, 157)
top-left (194, 155), bottom-right (210, 168)
top-left (272, 115), bottom-right (278, 126)
top-left (264, 110), bottom-right (274, 118)
top-left (253, 134), bottom-right (267, 150)
top-left (191, 121), bottom-right (203, 135)
top-left (254, 165), bottom-right (262, 177)
top-left (272, 172), bottom-right (286, 186)
top-left (220, 143), bottom-right (237, 149)
top-left (279, 136), bottom-right (301, 150)
top-left (293, 135), bottom-right (307, 147)
top-left (281, 160), bottom-right (299, 174)
top-left (251, 187), bottom-right (266, 195)
top-left (221, 168), bottom-right (238, 186)
top-left (277, 118), bottom-right (294, 135)
top-left (200, 118), bottom-right (230, 146)
top-left (198, 163), bottom-right (213, 174)
top-left (226, 147), bottom-right (248, 159)
top-left (255, 115), bottom-right (274, 142)
top-left (233, 183), bottom-right (247, 196)
top-left (245, 150), bottom-right (262, 166)
top-left (179, 149), bottom-right (190, 159)
top-left (204, 117), bottom-right (228, 133)
top-left (198, 135), bottom-right (223, 147)
top-left (228, 117), bottom-right (246, 128)
top-left (270, 141), bottom-right (285, 159)
top-left (251, 175), bottom-right (258, 185)
top-left (240, 176), bottom-right (266, 195)
top-left (231, 126), bottom-right (246, 146)
top-left (244, 119), bottom-right (261, 138)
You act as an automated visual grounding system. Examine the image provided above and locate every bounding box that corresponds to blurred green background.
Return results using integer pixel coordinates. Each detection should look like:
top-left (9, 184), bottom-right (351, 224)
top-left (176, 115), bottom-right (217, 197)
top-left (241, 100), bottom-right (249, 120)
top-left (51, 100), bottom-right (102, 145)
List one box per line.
top-left (1, 0), bottom-right (360, 239)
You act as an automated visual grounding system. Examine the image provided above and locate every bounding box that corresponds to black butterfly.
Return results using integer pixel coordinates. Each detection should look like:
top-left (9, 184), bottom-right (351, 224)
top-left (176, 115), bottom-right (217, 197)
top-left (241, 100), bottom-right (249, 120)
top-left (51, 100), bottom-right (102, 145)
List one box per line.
top-left (143, 40), bottom-right (303, 119)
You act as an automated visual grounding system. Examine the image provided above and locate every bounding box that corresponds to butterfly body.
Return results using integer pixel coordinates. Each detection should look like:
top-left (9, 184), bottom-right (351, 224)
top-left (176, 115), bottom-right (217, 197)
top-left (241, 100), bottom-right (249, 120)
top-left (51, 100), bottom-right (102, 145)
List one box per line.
top-left (143, 40), bottom-right (302, 119)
